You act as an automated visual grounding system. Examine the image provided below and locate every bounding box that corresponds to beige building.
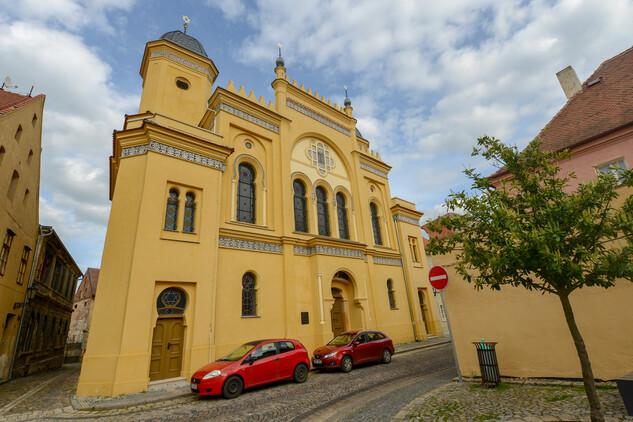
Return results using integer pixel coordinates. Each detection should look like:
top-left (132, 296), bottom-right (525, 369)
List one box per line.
top-left (0, 89), bottom-right (44, 382)
top-left (428, 47), bottom-right (633, 381)
top-left (77, 29), bottom-right (443, 397)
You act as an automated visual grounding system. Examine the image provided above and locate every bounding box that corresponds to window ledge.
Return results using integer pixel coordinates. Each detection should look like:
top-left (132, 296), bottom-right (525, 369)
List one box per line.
top-left (241, 315), bottom-right (261, 318)
top-left (228, 220), bottom-right (273, 231)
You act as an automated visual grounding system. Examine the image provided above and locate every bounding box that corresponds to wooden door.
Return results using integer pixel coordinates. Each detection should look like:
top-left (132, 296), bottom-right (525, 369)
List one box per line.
top-left (149, 318), bottom-right (184, 381)
top-left (418, 290), bottom-right (433, 335)
top-left (331, 292), bottom-right (345, 337)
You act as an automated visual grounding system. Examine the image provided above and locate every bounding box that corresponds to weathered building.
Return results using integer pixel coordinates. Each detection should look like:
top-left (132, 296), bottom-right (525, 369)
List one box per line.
top-left (67, 268), bottom-right (100, 357)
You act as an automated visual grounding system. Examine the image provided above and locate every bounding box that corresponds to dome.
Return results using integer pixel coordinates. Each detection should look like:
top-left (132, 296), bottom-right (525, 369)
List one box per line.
top-left (159, 30), bottom-right (208, 58)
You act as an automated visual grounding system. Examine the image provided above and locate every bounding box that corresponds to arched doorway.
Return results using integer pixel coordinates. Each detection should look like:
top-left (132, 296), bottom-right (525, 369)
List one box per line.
top-left (418, 289), bottom-right (433, 336)
top-left (330, 271), bottom-right (363, 336)
top-left (150, 287), bottom-right (186, 381)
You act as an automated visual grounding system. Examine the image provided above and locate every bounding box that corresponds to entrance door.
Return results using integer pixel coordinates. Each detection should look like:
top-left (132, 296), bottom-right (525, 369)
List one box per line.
top-left (418, 290), bottom-right (433, 335)
top-left (149, 317), bottom-right (184, 381)
top-left (330, 289), bottom-right (345, 337)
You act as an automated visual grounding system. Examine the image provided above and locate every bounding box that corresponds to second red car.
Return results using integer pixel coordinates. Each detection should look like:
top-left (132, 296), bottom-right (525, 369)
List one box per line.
top-left (312, 330), bottom-right (394, 373)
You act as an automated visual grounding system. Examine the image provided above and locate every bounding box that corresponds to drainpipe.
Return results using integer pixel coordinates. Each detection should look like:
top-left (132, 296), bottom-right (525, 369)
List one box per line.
top-left (8, 225), bottom-right (53, 380)
top-left (392, 217), bottom-right (419, 341)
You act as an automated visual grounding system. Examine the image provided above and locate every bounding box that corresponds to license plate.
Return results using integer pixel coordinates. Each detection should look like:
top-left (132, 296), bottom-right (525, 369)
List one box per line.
top-left (191, 383), bottom-right (198, 390)
top-left (313, 359), bottom-right (322, 365)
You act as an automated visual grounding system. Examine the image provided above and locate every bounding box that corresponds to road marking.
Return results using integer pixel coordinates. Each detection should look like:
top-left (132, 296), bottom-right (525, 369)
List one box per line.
top-left (0, 371), bottom-right (67, 415)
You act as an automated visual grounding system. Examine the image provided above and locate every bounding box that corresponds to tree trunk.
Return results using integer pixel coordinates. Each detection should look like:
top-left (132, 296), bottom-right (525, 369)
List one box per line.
top-left (558, 293), bottom-right (604, 422)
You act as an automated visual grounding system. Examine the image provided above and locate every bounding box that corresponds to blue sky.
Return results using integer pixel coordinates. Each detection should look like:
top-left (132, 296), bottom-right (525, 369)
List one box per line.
top-left (1, 0), bottom-right (633, 273)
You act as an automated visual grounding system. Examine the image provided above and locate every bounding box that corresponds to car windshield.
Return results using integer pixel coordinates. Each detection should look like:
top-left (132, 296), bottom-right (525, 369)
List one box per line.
top-left (327, 334), bottom-right (355, 346)
top-left (218, 343), bottom-right (257, 362)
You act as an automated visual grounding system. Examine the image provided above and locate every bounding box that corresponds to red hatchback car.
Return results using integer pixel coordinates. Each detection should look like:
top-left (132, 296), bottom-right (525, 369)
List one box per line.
top-left (190, 339), bottom-right (310, 398)
top-left (312, 330), bottom-right (394, 373)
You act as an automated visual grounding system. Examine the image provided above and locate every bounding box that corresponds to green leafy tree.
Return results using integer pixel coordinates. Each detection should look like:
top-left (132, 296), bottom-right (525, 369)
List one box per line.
top-left (427, 136), bottom-right (633, 422)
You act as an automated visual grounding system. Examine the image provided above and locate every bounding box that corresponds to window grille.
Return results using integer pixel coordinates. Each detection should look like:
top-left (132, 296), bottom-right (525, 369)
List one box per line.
top-left (336, 193), bottom-right (349, 239)
top-left (242, 272), bottom-right (257, 316)
top-left (237, 164), bottom-right (255, 224)
top-left (156, 287), bottom-right (186, 316)
top-left (293, 180), bottom-right (308, 232)
top-left (370, 203), bottom-right (382, 245)
top-left (183, 192), bottom-right (195, 233)
top-left (316, 187), bottom-right (330, 236)
top-left (164, 189), bottom-right (179, 230)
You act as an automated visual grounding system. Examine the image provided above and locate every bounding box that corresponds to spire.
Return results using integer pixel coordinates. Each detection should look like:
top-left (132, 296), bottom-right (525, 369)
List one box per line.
top-left (276, 43), bottom-right (285, 67)
top-left (344, 85), bottom-right (351, 107)
top-left (183, 15), bottom-right (190, 34)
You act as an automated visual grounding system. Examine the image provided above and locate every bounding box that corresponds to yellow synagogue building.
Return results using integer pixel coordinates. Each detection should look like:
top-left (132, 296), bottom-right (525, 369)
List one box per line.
top-left (77, 29), bottom-right (442, 397)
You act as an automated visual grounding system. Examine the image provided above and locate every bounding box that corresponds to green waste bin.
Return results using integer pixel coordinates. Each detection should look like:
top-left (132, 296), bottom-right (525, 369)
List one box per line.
top-left (473, 341), bottom-right (500, 387)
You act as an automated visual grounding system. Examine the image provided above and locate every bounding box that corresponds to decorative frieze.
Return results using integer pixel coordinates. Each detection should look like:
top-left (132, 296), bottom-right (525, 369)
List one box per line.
top-left (286, 98), bottom-right (351, 136)
top-left (216, 103), bottom-right (279, 133)
top-left (360, 162), bottom-right (388, 178)
top-left (219, 237), bottom-right (282, 253)
top-left (122, 141), bottom-right (226, 171)
top-left (293, 245), bottom-right (364, 259)
top-left (373, 257), bottom-right (403, 266)
top-left (150, 51), bottom-right (213, 79)
top-left (393, 215), bottom-right (420, 225)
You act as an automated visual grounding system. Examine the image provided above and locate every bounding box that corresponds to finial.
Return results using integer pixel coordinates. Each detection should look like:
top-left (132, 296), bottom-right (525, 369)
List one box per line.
top-left (344, 85), bottom-right (351, 107)
top-left (183, 16), bottom-right (190, 34)
top-left (276, 42), bottom-right (285, 67)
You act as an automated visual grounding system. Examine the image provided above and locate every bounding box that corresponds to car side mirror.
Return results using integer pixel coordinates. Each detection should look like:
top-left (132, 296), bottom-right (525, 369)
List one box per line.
top-left (353, 341), bottom-right (360, 347)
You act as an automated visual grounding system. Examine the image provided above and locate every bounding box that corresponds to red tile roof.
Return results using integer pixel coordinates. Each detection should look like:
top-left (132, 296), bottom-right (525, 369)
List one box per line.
top-left (421, 219), bottom-right (455, 248)
top-left (491, 45), bottom-right (633, 179)
top-left (0, 90), bottom-right (44, 115)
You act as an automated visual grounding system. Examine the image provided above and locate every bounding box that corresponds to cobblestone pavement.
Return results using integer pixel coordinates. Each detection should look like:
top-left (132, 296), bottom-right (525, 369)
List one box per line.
top-left (399, 378), bottom-right (632, 422)
top-left (0, 343), bottom-right (455, 421)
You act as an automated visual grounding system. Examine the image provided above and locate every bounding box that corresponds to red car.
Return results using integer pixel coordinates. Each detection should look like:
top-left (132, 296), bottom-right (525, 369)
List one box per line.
top-left (190, 339), bottom-right (310, 398)
top-left (312, 330), bottom-right (394, 373)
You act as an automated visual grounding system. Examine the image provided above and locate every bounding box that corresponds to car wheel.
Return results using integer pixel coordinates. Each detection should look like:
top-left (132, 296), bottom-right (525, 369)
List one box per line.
top-left (341, 355), bottom-right (353, 373)
top-left (221, 376), bottom-right (244, 399)
top-left (293, 364), bottom-right (309, 383)
top-left (381, 349), bottom-right (392, 364)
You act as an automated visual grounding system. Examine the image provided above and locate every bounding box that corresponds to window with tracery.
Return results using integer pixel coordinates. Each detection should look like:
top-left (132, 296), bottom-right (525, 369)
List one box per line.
top-left (316, 187), bottom-right (330, 236)
top-left (370, 202), bottom-right (382, 245)
top-left (293, 180), bottom-right (308, 232)
top-left (336, 193), bottom-right (349, 240)
top-left (156, 287), bottom-right (186, 316)
top-left (387, 279), bottom-right (396, 309)
top-left (164, 189), bottom-right (179, 230)
top-left (183, 192), bottom-right (195, 233)
top-left (242, 272), bottom-right (257, 316)
top-left (237, 163), bottom-right (255, 224)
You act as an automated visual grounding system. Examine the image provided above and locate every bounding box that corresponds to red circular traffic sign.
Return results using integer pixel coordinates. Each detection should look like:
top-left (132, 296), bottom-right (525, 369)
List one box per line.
top-left (429, 266), bottom-right (449, 290)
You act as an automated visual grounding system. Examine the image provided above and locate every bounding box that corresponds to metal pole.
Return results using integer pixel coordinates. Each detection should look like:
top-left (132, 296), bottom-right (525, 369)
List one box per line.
top-left (441, 289), bottom-right (462, 384)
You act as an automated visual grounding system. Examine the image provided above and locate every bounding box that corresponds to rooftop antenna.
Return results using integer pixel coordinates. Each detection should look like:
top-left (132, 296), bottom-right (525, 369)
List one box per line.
top-left (183, 15), bottom-right (190, 34)
top-left (2, 76), bottom-right (16, 91)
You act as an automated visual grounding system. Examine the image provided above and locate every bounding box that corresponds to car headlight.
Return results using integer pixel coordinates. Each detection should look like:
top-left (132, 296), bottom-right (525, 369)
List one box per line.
top-left (324, 352), bottom-right (337, 358)
top-left (202, 370), bottom-right (221, 380)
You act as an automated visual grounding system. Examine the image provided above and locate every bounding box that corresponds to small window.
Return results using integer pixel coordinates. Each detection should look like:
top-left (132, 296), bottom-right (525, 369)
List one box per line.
top-left (0, 229), bottom-right (16, 276)
top-left (164, 189), bottom-right (179, 230)
top-left (597, 159), bottom-right (628, 185)
top-left (278, 341), bottom-right (296, 353)
top-left (7, 170), bottom-right (19, 200)
top-left (242, 272), bottom-right (257, 316)
top-left (0, 146), bottom-right (5, 168)
top-left (300, 312), bottom-right (309, 325)
top-left (408, 236), bottom-right (420, 263)
top-left (14, 125), bottom-right (23, 142)
top-left (16, 246), bottom-right (30, 285)
top-left (176, 79), bottom-right (189, 90)
top-left (387, 279), bottom-right (396, 309)
top-left (32, 113), bottom-right (38, 127)
top-left (27, 150), bottom-right (33, 165)
top-left (23, 189), bottom-right (29, 206)
top-left (183, 192), bottom-right (195, 233)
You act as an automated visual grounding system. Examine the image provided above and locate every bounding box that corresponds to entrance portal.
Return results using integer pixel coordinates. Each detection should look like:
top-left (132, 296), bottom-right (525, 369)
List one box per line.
top-left (418, 289), bottom-right (433, 336)
top-left (330, 288), bottom-right (345, 336)
top-left (149, 317), bottom-right (184, 381)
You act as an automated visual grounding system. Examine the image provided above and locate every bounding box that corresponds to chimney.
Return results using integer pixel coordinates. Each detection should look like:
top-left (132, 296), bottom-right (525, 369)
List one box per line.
top-left (556, 66), bottom-right (582, 100)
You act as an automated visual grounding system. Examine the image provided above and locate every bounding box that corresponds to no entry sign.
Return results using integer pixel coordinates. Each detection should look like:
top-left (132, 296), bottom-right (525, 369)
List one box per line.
top-left (429, 266), bottom-right (449, 290)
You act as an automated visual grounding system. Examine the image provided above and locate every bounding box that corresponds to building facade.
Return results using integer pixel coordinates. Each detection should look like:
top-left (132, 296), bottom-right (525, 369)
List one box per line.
top-left (431, 47), bottom-right (633, 381)
top-left (77, 30), bottom-right (442, 397)
top-left (67, 268), bottom-right (100, 357)
top-left (0, 90), bottom-right (44, 382)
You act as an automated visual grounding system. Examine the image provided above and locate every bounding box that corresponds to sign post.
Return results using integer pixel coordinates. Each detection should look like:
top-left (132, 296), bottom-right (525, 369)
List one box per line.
top-left (429, 265), bottom-right (463, 384)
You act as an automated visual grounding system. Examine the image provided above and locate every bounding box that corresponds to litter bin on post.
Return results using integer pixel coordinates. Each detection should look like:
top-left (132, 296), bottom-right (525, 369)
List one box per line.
top-left (473, 341), bottom-right (500, 387)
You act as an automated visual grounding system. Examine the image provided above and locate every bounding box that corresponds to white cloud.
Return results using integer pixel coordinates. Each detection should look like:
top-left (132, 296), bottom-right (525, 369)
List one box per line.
top-left (204, 0), bottom-right (247, 21)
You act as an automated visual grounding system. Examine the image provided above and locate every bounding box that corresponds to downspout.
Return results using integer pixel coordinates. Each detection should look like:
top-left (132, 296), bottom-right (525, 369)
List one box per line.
top-left (8, 225), bottom-right (53, 380)
top-left (393, 217), bottom-right (419, 341)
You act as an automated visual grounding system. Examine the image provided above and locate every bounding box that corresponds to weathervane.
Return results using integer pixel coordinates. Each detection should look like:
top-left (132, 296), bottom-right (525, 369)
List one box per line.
top-left (278, 43), bottom-right (282, 57)
top-left (183, 16), bottom-right (190, 34)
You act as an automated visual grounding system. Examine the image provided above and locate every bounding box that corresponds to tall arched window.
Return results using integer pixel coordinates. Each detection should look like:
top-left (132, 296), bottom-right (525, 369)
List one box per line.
top-left (242, 272), bottom-right (257, 316)
top-left (293, 180), bottom-right (308, 232)
top-left (316, 186), bottom-right (330, 236)
top-left (387, 279), bottom-right (396, 309)
top-left (370, 202), bottom-right (382, 245)
top-left (336, 193), bottom-right (349, 240)
top-left (183, 192), bottom-right (195, 233)
top-left (237, 163), bottom-right (255, 224)
top-left (164, 189), bottom-right (179, 230)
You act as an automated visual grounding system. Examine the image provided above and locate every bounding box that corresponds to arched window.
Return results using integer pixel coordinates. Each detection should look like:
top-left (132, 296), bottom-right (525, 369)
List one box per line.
top-left (293, 180), bottom-right (308, 232)
top-left (237, 163), bottom-right (255, 224)
top-left (156, 287), bottom-right (187, 316)
top-left (164, 189), bottom-right (179, 230)
top-left (183, 192), bottom-right (195, 233)
top-left (370, 202), bottom-right (382, 245)
top-left (387, 279), bottom-right (396, 309)
top-left (242, 272), bottom-right (257, 316)
top-left (316, 186), bottom-right (330, 236)
top-left (336, 193), bottom-right (349, 240)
